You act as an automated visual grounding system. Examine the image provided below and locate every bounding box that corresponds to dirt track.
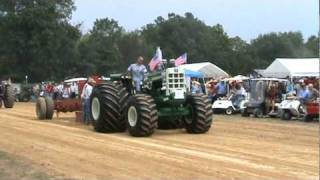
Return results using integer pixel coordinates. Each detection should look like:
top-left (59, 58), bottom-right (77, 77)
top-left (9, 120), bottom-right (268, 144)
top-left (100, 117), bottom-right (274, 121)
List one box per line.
top-left (0, 103), bottom-right (318, 180)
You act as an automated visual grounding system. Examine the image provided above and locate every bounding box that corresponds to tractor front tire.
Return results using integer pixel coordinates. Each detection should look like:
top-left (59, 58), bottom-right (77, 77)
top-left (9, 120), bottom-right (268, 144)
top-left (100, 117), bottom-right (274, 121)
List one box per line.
top-left (126, 94), bottom-right (158, 137)
top-left (36, 97), bottom-right (47, 120)
top-left (184, 94), bottom-right (213, 134)
top-left (45, 97), bottom-right (54, 119)
top-left (3, 85), bottom-right (15, 108)
top-left (91, 83), bottom-right (125, 133)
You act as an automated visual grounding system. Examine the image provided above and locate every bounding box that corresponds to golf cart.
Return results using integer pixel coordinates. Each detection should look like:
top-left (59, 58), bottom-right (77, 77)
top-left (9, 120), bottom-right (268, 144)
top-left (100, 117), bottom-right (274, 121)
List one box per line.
top-left (212, 78), bottom-right (249, 115)
top-left (212, 95), bottom-right (248, 115)
top-left (241, 78), bottom-right (288, 118)
top-left (279, 96), bottom-right (319, 121)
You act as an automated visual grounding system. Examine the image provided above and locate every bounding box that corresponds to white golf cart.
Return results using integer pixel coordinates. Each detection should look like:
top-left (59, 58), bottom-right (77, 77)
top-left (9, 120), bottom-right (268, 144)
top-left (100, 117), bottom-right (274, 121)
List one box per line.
top-left (212, 95), bottom-right (248, 115)
top-left (279, 96), bottom-right (304, 120)
top-left (212, 76), bottom-right (249, 115)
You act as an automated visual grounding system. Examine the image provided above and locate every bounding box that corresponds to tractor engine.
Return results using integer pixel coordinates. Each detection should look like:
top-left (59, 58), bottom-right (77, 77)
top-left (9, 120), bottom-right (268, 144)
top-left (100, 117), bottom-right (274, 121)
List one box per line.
top-left (165, 67), bottom-right (186, 100)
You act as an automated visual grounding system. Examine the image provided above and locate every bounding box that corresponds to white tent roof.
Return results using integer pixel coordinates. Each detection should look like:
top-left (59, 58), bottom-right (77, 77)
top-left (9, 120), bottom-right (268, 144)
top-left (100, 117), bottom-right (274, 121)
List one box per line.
top-left (179, 62), bottom-right (229, 78)
top-left (262, 58), bottom-right (319, 78)
top-left (226, 75), bottom-right (250, 81)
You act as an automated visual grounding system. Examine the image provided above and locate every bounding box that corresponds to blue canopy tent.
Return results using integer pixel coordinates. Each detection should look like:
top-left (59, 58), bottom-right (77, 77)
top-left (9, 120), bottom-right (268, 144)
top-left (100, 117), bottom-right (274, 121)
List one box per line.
top-left (184, 69), bottom-right (204, 78)
top-left (184, 69), bottom-right (205, 93)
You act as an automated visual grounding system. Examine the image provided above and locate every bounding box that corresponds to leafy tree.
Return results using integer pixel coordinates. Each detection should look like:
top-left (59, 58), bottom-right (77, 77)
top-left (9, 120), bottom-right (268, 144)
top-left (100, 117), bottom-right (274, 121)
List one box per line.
top-left (0, 6), bottom-right (317, 81)
top-left (77, 18), bottom-right (125, 76)
top-left (0, 0), bottom-right (80, 82)
top-left (249, 32), bottom-right (306, 68)
top-left (305, 35), bottom-right (319, 57)
top-left (141, 13), bottom-right (234, 74)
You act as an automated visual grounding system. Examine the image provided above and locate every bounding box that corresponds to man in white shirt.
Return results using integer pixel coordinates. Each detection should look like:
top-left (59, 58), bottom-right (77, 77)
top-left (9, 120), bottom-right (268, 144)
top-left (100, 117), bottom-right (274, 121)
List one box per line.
top-left (70, 82), bottom-right (78, 98)
top-left (81, 78), bottom-right (95, 124)
top-left (127, 56), bottom-right (147, 92)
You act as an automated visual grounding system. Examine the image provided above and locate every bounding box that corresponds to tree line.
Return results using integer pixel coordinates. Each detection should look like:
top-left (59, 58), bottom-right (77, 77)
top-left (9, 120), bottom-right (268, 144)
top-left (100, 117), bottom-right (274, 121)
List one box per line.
top-left (0, 0), bottom-right (318, 82)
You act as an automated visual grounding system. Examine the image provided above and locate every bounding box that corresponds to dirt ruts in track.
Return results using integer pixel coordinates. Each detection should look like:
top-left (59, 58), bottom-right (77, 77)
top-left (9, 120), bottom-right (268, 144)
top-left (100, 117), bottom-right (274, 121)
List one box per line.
top-left (0, 103), bottom-right (318, 180)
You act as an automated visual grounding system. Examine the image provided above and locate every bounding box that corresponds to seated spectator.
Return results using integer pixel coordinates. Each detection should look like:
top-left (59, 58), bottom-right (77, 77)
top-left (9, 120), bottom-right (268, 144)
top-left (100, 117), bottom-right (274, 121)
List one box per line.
top-left (231, 81), bottom-right (246, 108)
top-left (297, 83), bottom-right (310, 104)
top-left (266, 82), bottom-right (278, 113)
top-left (307, 84), bottom-right (319, 102)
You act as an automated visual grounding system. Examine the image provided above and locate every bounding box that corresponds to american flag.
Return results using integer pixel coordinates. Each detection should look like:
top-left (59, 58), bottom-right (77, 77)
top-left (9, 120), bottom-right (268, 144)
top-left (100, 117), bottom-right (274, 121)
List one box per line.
top-left (175, 53), bottom-right (187, 66)
top-left (149, 47), bottom-right (162, 71)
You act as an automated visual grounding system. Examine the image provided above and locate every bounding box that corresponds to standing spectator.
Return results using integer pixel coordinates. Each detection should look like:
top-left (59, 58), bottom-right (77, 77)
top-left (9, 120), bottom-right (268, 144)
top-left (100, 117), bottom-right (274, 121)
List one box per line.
top-left (53, 83), bottom-right (59, 100)
top-left (127, 56), bottom-right (147, 92)
top-left (46, 82), bottom-right (54, 97)
top-left (57, 82), bottom-right (64, 99)
top-left (81, 78), bottom-right (95, 125)
top-left (215, 80), bottom-right (227, 98)
top-left (70, 82), bottom-right (78, 99)
top-left (62, 83), bottom-right (71, 99)
top-left (40, 82), bottom-right (46, 97)
top-left (205, 78), bottom-right (218, 103)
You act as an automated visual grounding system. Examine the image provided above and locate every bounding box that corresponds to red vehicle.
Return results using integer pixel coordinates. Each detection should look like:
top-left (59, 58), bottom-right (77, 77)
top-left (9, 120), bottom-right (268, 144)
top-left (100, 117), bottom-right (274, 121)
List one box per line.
top-left (36, 76), bottom-right (105, 120)
top-left (304, 101), bottom-right (319, 122)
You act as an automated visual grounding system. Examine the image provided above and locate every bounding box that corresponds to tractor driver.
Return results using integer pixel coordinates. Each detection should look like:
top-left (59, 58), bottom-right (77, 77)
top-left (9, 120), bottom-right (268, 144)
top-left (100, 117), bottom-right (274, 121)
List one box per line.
top-left (127, 56), bottom-right (147, 92)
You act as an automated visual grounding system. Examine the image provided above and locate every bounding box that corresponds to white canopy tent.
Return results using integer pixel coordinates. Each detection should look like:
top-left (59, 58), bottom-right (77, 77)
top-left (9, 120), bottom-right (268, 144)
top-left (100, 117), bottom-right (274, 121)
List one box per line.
top-left (179, 62), bottom-right (229, 78)
top-left (227, 75), bottom-right (250, 81)
top-left (262, 58), bottom-right (319, 78)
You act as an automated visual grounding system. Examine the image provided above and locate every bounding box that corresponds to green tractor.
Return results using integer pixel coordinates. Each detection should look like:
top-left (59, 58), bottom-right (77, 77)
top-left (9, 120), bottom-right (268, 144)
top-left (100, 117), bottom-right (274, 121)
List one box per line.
top-left (90, 62), bottom-right (213, 137)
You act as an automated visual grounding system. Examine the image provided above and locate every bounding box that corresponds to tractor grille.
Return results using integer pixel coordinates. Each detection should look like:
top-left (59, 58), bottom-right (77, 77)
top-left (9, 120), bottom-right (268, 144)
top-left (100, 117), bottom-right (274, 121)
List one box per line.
top-left (167, 73), bottom-right (185, 89)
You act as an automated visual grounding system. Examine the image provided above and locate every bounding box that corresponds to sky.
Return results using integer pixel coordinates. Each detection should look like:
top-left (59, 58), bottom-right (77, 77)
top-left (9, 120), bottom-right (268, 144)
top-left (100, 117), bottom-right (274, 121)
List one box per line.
top-left (71, 0), bottom-right (318, 41)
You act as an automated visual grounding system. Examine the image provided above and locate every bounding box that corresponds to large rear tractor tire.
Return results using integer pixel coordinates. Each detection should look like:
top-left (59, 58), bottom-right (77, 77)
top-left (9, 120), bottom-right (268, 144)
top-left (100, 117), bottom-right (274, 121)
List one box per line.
top-left (91, 83), bottom-right (126, 133)
top-left (116, 84), bottom-right (131, 124)
top-left (36, 97), bottom-right (47, 120)
top-left (184, 94), bottom-right (213, 134)
top-left (3, 85), bottom-right (15, 108)
top-left (126, 94), bottom-right (158, 137)
top-left (45, 97), bottom-right (54, 119)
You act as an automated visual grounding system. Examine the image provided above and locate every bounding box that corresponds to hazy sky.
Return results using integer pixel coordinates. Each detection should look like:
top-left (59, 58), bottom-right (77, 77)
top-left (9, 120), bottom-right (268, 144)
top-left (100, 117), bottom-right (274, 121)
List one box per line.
top-left (71, 0), bottom-right (318, 41)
